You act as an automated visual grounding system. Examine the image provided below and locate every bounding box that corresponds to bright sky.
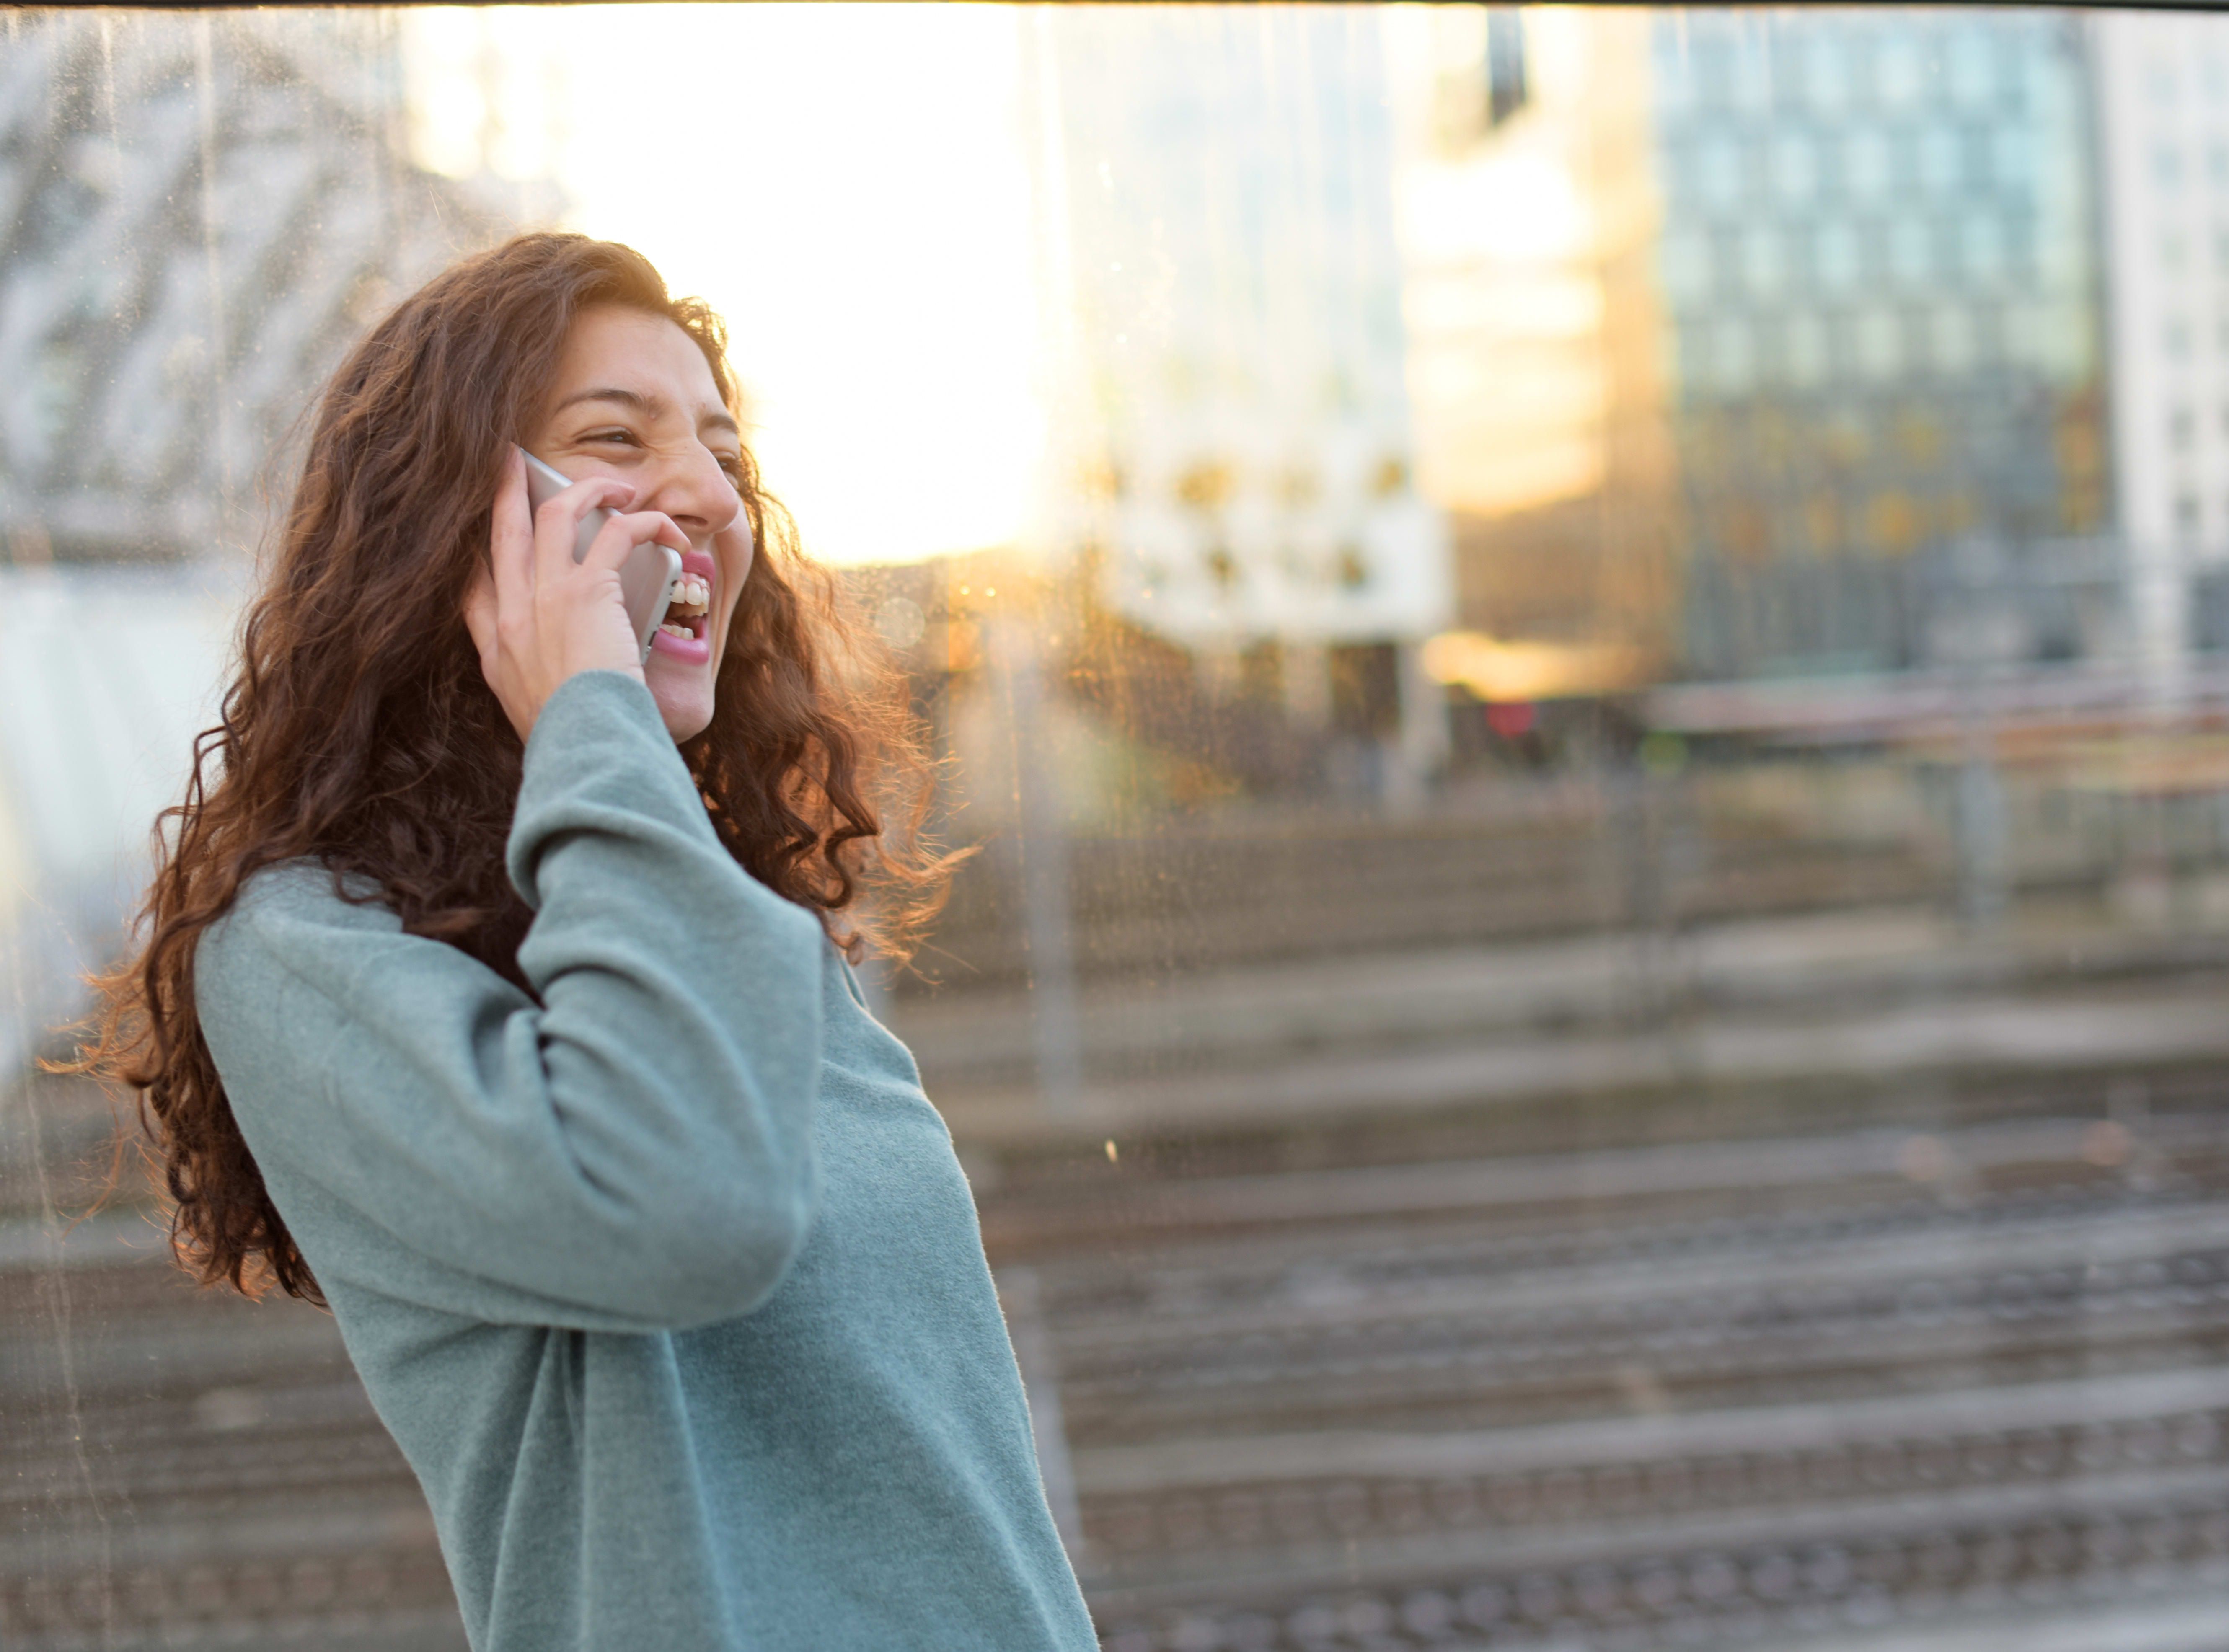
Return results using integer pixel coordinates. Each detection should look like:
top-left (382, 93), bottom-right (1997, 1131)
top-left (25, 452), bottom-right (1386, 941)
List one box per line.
top-left (403, 5), bottom-right (1044, 567)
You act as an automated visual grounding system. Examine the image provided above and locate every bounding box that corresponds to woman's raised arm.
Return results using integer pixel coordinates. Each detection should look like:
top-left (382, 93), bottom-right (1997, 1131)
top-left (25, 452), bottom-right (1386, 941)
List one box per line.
top-left (195, 670), bottom-right (826, 1332)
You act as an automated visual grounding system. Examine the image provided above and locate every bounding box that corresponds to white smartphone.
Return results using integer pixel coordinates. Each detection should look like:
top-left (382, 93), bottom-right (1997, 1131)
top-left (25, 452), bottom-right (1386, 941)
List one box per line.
top-left (517, 447), bottom-right (683, 664)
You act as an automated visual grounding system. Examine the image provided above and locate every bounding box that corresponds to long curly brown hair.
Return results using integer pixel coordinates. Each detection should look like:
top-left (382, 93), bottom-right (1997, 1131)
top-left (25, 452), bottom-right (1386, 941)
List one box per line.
top-left (60, 233), bottom-right (952, 1305)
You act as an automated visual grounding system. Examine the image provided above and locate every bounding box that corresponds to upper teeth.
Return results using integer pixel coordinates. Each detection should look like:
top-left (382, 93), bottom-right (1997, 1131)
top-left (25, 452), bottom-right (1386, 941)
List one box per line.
top-left (667, 573), bottom-right (711, 616)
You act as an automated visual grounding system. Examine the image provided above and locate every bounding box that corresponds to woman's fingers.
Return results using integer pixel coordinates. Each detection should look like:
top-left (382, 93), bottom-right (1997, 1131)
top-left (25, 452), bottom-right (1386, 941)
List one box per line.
top-left (475, 459), bottom-right (671, 739)
top-left (532, 475), bottom-right (637, 587)
top-left (580, 508), bottom-right (690, 576)
top-left (490, 448), bottom-right (537, 613)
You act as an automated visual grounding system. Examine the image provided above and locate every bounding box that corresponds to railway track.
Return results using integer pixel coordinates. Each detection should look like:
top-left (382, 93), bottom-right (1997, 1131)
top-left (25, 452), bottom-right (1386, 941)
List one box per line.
top-left (0, 1236), bottom-right (455, 1651)
top-left (971, 1109), bottom-right (2229, 1649)
top-left (1044, 1185), bottom-right (2229, 1437)
top-left (5, 1083), bottom-right (2228, 1649)
top-left (1089, 1485), bottom-right (2229, 1652)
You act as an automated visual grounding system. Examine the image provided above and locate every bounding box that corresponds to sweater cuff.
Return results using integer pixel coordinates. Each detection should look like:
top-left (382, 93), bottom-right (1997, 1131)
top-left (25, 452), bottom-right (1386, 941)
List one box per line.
top-left (527, 669), bottom-right (665, 755)
top-left (506, 670), bottom-right (711, 909)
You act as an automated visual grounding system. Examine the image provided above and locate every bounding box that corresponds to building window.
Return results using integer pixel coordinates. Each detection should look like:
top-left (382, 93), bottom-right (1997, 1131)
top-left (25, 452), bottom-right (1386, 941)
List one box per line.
top-left (1919, 125), bottom-right (1960, 193)
top-left (1805, 36), bottom-right (1851, 111)
top-left (1902, 308), bottom-right (1934, 376)
top-left (1867, 490), bottom-right (1922, 555)
top-left (1890, 218), bottom-right (1933, 285)
top-left (1743, 225), bottom-right (1787, 293)
top-left (1660, 229), bottom-right (1709, 303)
top-left (1945, 28), bottom-right (1995, 106)
top-left (1971, 302), bottom-right (2003, 366)
top-left (1857, 308), bottom-right (1902, 379)
top-left (1932, 303), bottom-right (1975, 372)
top-left (1714, 318), bottom-right (1757, 393)
top-left (1995, 38), bottom-right (2027, 111)
top-left (1653, 31), bottom-right (1695, 114)
top-left (1753, 316), bottom-right (1789, 388)
top-left (1991, 124), bottom-right (2032, 188)
top-left (2177, 494), bottom-right (2202, 538)
top-left (1771, 132), bottom-right (1818, 201)
top-left (1962, 124), bottom-right (1994, 190)
top-left (1697, 134), bottom-right (1743, 207)
top-left (1817, 220), bottom-right (1862, 290)
top-left (2005, 212), bottom-right (2040, 284)
top-left (2174, 408), bottom-right (2197, 450)
top-left (1844, 127), bottom-right (1892, 199)
top-left (1875, 35), bottom-right (1924, 106)
top-left (1786, 313), bottom-right (1829, 385)
top-left (2212, 144), bottom-right (2229, 188)
top-left (2168, 318), bottom-right (2195, 359)
top-left (2157, 142), bottom-right (2187, 191)
top-left (1659, 139), bottom-right (1694, 209)
top-left (1711, 225), bottom-right (1743, 293)
top-left (1963, 213), bottom-right (2005, 282)
top-left (1729, 35), bottom-right (1772, 112)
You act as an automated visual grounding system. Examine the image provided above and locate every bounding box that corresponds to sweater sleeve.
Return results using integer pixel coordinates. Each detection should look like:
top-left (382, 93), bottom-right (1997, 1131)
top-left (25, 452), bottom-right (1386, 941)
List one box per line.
top-left (195, 670), bottom-right (826, 1333)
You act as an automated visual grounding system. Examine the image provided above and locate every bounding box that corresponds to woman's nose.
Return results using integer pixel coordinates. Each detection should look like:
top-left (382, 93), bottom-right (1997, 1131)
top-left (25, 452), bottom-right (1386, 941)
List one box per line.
top-left (646, 445), bottom-right (742, 539)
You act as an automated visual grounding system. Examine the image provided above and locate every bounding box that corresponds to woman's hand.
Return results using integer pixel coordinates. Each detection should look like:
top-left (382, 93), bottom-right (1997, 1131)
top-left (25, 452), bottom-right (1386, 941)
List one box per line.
top-left (465, 449), bottom-right (691, 742)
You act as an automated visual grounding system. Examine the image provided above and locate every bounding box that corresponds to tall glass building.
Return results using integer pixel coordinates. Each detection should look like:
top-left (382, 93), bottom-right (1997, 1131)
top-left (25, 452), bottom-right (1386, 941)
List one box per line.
top-left (1651, 10), bottom-right (2109, 678)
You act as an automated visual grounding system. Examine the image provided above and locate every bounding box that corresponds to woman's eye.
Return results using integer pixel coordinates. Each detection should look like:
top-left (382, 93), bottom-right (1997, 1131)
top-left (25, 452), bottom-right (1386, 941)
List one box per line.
top-left (584, 428), bottom-right (641, 447)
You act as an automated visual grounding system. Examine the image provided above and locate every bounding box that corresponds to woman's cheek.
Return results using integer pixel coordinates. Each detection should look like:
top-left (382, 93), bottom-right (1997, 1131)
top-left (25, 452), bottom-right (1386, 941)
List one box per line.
top-left (719, 514), bottom-right (755, 595)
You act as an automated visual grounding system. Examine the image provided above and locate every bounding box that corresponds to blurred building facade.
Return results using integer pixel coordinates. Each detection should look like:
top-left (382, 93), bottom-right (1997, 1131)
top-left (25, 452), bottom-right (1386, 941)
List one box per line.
top-left (2091, 10), bottom-right (2229, 682)
top-left (0, 9), bottom-right (504, 567)
top-left (1025, 8), bottom-right (1452, 792)
top-left (0, 10), bottom-right (508, 1072)
top-left (1386, 7), bottom-right (1679, 706)
top-left (1389, 8), bottom-right (2117, 701)
top-left (1651, 9), bottom-right (2110, 680)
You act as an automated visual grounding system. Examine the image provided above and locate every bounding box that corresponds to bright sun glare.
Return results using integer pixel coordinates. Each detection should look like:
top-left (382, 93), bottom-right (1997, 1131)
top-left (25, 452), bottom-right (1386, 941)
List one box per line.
top-left (404, 5), bottom-right (1044, 568)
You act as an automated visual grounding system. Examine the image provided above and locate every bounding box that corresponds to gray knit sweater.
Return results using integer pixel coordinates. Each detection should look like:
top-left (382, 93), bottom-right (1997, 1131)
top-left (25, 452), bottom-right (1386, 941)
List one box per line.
top-left (195, 670), bottom-right (1096, 1652)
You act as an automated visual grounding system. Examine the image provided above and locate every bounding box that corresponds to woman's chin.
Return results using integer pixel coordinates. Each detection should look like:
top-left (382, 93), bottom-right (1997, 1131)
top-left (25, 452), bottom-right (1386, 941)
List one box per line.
top-left (644, 657), bottom-right (714, 745)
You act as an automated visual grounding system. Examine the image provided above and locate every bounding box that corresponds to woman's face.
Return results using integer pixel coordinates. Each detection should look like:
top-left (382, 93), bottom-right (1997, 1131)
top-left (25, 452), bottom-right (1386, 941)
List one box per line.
top-left (519, 305), bottom-right (755, 743)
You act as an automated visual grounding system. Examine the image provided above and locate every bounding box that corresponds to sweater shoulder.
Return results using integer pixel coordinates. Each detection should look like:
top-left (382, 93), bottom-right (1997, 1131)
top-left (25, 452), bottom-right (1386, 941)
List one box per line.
top-left (195, 861), bottom-right (407, 1015)
top-left (205, 859), bottom-right (397, 947)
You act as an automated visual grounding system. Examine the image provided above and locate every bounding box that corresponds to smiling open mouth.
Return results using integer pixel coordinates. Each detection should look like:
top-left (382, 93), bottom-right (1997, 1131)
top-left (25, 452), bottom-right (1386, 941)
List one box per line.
top-left (658, 571), bottom-right (711, 642)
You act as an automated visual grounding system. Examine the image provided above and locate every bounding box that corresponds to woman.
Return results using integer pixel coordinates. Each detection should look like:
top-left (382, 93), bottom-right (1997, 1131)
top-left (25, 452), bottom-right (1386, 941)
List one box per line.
top-left (72, 234), bottom-right (1099, 1651)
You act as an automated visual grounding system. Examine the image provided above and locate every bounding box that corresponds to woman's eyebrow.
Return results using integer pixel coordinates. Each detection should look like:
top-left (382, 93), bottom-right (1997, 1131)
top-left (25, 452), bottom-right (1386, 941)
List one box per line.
top-left (553, 386), bottom-right (739, 442)
top-left (553, 386), bottom-right (656, 418)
